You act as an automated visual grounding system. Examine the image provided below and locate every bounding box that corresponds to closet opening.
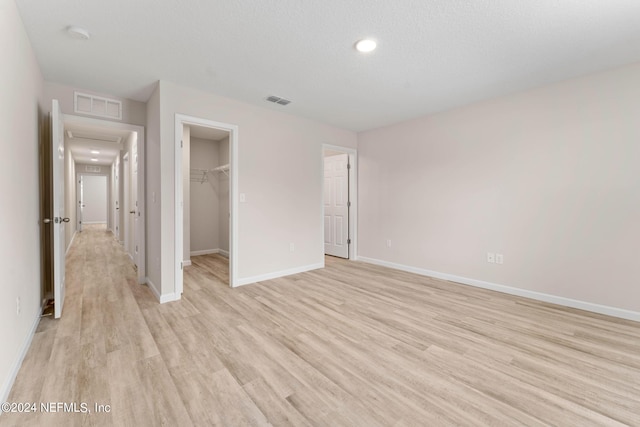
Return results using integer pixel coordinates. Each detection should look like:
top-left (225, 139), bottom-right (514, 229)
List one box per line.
top-left (184, 124), bottom-right (230, 289)
top-left (175, 114), bottom-right (238, 296)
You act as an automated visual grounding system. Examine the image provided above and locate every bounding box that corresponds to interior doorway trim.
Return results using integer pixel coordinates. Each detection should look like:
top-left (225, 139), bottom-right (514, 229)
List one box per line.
top-left (175, 114), bottom-right (238, 294)
top-left (322, 144), bottom-right (358, 261)
top-left (64, 114), bottom-right (146, 285)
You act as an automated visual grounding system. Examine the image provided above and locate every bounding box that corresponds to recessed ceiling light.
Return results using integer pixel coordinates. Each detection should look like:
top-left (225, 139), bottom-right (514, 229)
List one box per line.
top-left (90, 150), bottom-right (100, 154)
top-left (90, 158), bottom-right (98, 162)
top-left (67, 26), bottom-right (91, 40)
top-left (355, 39), bottom-right (377, 53)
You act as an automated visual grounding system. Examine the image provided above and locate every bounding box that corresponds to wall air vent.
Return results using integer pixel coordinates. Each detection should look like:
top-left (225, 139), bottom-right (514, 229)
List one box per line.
top-left (74, 91), bottom-right (122, 120)
top-left (86, 165), bottom-right (101, 172)
top-left (265, 95), bottom-right (291, 106)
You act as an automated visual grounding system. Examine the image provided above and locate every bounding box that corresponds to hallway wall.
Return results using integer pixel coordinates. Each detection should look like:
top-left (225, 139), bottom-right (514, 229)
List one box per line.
top-left (0, 0), bottom-right (45, 403)
top-left (64, 148), bottom-right (76, 252)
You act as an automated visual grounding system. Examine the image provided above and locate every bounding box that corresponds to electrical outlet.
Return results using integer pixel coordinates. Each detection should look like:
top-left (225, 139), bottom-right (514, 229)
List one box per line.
top-left (290, 243), bottom-right (295, 252)
top-left (16, 297), bottom-right (20, 315)
top-left (496, 253), bottom-right (504, 264)
top-left (487, 252), bottom-right (495, 263)
top-left (386, 239), bottom-right (392, 248)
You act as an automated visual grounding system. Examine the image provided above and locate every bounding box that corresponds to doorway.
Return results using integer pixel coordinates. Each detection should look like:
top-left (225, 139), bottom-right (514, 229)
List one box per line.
top-left (64, 114), bottom-right (146, 284)
top-left (77, 174), bottom-right (108, 230)
top-left (175, 114), bottom-right (238, 295)
top-left (323, 145), bottom-right (358, 260)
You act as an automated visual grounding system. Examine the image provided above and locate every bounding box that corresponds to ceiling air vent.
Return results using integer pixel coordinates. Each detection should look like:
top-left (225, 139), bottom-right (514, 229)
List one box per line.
top-left (265, 95), bottom-right (291, 106)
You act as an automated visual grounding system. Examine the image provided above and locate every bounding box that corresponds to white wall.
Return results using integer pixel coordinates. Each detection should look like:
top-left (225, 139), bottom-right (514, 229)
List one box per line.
top-left (64, 148), bottom-right (76, 251)
top-left (182, 126), bottom-right (190, 262)
top-left (149, 80), bottom-right (357, 296)
top-left (0, 0), bottom-right (44, 403)
top-left (358, 62), bottom-right (640, 314)
top-left (81, 175), bottom-right (108, 224)
top-left (145, 83), bottom-right (162, 290)
top-left (190, 137), bottom-right (220, 254)
top-left (218, 137), bottom-right (230, 253)
top-left (43, 82), bottom-right (147, 126)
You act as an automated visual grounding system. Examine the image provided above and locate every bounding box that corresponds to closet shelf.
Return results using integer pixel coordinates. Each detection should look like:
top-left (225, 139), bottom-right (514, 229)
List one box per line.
top-left (190, 163), bottom-right (230, 183)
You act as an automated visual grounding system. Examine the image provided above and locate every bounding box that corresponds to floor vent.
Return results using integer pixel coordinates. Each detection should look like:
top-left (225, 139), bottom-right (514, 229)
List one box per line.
top-left (265, 95), bottom-right (291, 106)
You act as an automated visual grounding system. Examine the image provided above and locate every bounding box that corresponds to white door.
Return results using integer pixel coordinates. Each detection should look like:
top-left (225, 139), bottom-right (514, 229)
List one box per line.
top-left (113, 159), bottom-right (120, 239)
top-left (123, 153), bottom-right (132, 261)
top-left (324, 153), bottom-right (349, 258)
top-left (77, 176), bottom-right (84, 232)
top-left (51, 100), bottom-right (67, 318)
top-left (132, 140), bottom-right (139, 268)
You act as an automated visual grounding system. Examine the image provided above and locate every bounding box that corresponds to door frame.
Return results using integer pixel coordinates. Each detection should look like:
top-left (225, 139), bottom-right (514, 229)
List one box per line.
top-left (175, 114), bottom-right (238, 294)
top-left (64, 114), bottom-right (146, 284)
top-left (322, 144), bottom-right (358, 261)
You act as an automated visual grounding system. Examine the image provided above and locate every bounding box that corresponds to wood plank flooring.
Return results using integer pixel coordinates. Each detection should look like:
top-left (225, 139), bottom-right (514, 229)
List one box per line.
top-left (1, 227), bottom-right (639, 426)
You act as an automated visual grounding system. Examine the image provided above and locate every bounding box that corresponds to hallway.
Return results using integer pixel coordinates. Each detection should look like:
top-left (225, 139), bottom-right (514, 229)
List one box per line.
top-left (2, 226), bottom-right (162, 426)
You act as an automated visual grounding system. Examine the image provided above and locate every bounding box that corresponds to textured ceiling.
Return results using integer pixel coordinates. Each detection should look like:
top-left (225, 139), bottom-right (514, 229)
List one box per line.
top-left (15, 0), bottom-right (640, 131)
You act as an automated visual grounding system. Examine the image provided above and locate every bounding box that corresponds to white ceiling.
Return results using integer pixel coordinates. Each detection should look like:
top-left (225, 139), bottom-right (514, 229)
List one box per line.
top-left (189, 125), bottom-right (229, 141)
top-left (15, 0), bottom-right (640, 132)
top-left (65, 122), bottom-right (131, 166)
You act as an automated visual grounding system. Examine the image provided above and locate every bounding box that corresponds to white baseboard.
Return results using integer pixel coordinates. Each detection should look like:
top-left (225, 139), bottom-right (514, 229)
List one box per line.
top-left (191, 248), bottom-right (228, 256)
top-left (218, 249), bottom-right (229, 258)
top-left (82, 221), bottom-right (107, 225)
top-left (1, 305), bottom-right (42, 405)
top-left (357, 256), bottom-right (640, 322)
top-left (160, 293), bottom-right (180, 303)
top-left (146, 277), bottom-right (161, 301)
top-left (146, 277), bottom-right (180, 304)
top-left (234, 262), bottom-right (323, 288)
top-left (183, 260), bottom-right (192, 267)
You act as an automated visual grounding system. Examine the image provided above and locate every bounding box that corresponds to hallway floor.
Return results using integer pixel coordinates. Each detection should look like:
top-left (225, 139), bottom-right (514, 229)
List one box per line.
top-left (2, 227), bottom-right (639, 426)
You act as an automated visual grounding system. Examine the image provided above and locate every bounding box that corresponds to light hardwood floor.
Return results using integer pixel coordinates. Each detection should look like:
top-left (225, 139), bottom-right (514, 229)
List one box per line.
top-left (2, 227), bottom-right (639, 426)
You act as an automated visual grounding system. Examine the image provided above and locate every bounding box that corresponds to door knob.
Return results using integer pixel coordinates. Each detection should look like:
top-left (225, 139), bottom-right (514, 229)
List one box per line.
top-left (43, 218), bottom-right (51, 224)
top-left (130, 210), bottom-right (135, 214)
top-left (62, 218), bottom-right (70, 223)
